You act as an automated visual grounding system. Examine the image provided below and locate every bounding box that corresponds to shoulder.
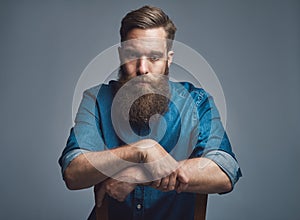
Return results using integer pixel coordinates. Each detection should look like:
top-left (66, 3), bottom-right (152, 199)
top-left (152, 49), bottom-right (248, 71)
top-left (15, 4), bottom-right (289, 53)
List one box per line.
top-left (83, 81), bottom-right (117, 98)
top-left (170, 81), bottom-right (210, 105)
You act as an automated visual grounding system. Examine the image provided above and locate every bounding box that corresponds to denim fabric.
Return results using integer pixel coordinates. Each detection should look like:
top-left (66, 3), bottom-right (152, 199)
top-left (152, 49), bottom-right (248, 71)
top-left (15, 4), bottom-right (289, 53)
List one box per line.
top-left (59, 81), bottom-right (242, 220)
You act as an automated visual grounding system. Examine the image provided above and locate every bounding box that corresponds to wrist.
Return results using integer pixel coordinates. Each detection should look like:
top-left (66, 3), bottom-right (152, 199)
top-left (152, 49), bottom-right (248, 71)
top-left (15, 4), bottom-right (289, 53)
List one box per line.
top-left (132, 139), bottom-right (157, 162)
top-left (128, 144), bottom-right (143, 163)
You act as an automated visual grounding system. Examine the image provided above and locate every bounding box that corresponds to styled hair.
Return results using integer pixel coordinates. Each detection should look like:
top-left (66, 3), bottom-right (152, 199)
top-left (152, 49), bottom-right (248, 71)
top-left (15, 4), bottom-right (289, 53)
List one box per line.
top-left (120, 5), bottom-right (177, 50)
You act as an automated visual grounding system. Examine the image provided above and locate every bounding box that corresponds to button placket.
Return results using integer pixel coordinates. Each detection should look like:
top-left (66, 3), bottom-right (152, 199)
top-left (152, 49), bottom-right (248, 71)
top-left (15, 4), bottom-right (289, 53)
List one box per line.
top-left (132, 186), bottom-right (144, 220)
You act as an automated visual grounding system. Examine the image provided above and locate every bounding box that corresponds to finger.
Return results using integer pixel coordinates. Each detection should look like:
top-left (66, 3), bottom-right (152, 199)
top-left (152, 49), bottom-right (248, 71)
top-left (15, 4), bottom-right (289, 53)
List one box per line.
top-left (95, 185), bottom-right (106, 207)
top-left (176, 182), bottom-right (188, 193)
top-left (176, 182), bottom-right (183, 193)
top-left (152, 179), bottom-right (161, 188)
top-left (167, 172), bottom-right (177, 191)
top-left (160, 176), bottom-right (170, 190)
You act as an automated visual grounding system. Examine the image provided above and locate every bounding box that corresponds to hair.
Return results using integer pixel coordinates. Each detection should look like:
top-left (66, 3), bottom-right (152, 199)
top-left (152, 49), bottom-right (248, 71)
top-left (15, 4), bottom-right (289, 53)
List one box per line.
top-left (120, 5), bottom-right (177, 51)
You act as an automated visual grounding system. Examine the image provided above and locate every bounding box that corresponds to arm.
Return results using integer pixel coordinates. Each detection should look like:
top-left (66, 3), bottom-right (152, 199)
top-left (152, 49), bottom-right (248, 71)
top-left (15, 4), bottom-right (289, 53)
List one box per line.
top-left (93, 143), bottom-right (235, 205)
top-left (93, 140), bottom-right (188, 206)
top-left (176, 157), bottom-right (232, 194)
top-left (61, 88), bottom-right (145, 190)
top-left (172, 89), bottom-right (241, 194)
top-left (148, 149), bottom-right (240, 194)
top-left (63, 139), bottom-right (178, 190)
top-left (150, 157), bottom-right (233, 194)
top-left (64, 144), bottom-right (141, 190)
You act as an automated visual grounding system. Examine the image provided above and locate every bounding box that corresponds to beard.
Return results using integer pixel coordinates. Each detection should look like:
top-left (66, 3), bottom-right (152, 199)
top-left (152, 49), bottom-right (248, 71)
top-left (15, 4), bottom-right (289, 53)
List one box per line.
top-left (114, 64), bottom-right (170, 129)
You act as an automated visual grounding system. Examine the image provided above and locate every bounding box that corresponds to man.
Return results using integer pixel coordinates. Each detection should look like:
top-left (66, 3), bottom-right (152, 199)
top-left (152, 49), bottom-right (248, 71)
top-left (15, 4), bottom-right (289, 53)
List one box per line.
top-left (59, 5), bottom-right (241, 220)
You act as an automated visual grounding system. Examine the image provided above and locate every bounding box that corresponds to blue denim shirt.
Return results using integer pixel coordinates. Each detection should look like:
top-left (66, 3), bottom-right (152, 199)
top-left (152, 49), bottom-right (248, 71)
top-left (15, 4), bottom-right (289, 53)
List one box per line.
top-left (59, 81), bottom-right (241, 220)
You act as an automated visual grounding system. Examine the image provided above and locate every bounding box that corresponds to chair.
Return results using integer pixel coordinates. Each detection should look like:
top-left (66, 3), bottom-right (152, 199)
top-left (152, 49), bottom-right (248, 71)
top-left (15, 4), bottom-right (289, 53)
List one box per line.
top-left (95, 193), bottom-right (208, 220)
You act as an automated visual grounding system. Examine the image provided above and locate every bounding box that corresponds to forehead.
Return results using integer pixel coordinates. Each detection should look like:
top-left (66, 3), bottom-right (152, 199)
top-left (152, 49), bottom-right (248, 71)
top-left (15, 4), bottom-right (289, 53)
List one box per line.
top-left (122, 28), bottom-right (167, 52)
top-left (126, 27), bottom-right (167, 39)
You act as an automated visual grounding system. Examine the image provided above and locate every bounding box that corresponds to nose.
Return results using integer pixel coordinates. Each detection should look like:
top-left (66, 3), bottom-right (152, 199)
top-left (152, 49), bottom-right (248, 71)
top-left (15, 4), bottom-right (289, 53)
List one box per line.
top-left (137, 57), bottom-right (149, 75)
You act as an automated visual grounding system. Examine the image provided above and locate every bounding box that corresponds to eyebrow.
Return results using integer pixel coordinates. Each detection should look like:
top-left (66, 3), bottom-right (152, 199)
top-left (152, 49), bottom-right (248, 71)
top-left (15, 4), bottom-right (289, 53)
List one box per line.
top-left (123, 47), bottom-right (165, 57)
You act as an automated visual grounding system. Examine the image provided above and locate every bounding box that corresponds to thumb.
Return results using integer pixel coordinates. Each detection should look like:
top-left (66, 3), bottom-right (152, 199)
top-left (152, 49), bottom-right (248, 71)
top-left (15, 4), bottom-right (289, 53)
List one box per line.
top-left (177, 169), bottom-right (189, 184)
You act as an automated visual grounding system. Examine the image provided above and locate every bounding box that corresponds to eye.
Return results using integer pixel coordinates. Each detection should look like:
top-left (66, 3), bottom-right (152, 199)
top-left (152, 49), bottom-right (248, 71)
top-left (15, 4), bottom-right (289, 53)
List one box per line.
top-left (149, 55), bottom-right (160, 62)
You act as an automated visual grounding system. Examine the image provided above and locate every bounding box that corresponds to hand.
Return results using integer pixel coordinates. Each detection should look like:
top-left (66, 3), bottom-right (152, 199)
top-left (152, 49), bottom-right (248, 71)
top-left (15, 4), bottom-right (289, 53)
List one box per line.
top-left (174, 167), bottom-right (189, 193)
top-left (151, 166), bottom-right (189, 192)
top-left (134, 139), bottom-right (179, 185)
top-left (94, 178), bottom-right (136, 206)
top-left (94, 166), bottom-right (149, 207)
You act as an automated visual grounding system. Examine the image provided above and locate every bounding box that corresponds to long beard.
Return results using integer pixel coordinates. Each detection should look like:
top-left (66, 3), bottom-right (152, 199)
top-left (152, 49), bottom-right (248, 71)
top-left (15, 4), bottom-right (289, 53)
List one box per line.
top-left (115, 66), bottom-right (170, 128)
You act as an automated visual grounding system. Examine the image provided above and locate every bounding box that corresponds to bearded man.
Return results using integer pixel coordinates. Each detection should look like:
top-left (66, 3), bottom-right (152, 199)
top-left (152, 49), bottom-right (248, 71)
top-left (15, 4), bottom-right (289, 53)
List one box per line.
top-left (59, 5), bottom-right (241, 220)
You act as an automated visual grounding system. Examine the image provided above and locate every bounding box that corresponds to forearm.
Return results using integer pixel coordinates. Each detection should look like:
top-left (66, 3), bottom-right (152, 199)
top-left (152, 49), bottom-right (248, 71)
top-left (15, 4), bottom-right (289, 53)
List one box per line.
top-left (179, 158), bottom-right (232, 194)
top-left (63, 144), bottom-right (141, 190)
top-left (107, 165), bottom-right (152, 184)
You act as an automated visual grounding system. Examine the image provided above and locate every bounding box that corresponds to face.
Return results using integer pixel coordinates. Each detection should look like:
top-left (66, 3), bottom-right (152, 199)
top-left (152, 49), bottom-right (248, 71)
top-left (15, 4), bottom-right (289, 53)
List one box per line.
top-left (118, 27), bottom-right (174, 81)
top-left (115, 28), bottom-right (174, 127)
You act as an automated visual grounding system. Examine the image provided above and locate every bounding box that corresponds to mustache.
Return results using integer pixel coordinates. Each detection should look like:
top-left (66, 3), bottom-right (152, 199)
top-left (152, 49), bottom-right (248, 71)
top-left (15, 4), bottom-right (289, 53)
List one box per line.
top-left (134, 74), bottom-right (164, 83)
top-left (117, 74), bottom-right (169, 92)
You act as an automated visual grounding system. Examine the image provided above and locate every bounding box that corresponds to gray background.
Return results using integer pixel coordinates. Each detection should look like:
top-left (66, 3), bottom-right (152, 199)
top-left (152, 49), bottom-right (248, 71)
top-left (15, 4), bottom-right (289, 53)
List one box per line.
top-left (1, 0), bottom-right (299, 219)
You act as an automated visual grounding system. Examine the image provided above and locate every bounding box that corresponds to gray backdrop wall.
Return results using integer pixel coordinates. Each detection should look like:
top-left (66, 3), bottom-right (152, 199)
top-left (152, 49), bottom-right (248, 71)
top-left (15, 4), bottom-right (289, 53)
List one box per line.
top-left (1, 0), bottom-right (299, 219)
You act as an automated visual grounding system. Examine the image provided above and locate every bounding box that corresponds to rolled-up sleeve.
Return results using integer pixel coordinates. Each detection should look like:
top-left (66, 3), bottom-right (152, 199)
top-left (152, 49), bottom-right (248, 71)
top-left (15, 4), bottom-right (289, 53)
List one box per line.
top-left (189, 89), bottom-right (242, 188)
top-left (58, 86), bottom-right (105, 176)
top-left (204, 150), bottom-right (241, 188)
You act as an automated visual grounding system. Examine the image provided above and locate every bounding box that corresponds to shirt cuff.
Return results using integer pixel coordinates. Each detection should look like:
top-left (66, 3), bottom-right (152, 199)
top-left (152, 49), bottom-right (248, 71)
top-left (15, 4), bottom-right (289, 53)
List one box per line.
top-left (60, 149), bottom-right (90, 176)
top-left (203, 150), bottom-right (241, 189)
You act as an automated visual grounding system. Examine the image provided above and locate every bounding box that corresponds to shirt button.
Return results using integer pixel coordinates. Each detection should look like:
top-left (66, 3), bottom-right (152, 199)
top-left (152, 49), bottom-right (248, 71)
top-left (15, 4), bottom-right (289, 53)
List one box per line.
top-left (136, 204), bottom-right (142, 210)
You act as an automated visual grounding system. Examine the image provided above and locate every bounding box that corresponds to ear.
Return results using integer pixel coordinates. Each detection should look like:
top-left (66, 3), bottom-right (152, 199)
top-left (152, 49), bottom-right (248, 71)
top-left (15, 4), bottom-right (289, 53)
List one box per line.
top-left (167, 50), bottom-right (174, 67)
top-left (118, 46), bottom-right (123, 63)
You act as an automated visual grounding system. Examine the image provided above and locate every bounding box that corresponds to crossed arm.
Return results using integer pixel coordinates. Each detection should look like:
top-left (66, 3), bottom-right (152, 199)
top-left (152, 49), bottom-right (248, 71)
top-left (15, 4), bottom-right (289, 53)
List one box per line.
top-left (63, 139), bottom-right (232, 206)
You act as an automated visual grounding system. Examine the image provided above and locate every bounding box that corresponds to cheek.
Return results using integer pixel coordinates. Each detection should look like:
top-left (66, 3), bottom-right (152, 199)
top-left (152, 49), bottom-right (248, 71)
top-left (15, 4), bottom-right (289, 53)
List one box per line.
top-left (152, 61), bottom-right (168, 74)
top-left (123, 62), bottom-right (137, 76)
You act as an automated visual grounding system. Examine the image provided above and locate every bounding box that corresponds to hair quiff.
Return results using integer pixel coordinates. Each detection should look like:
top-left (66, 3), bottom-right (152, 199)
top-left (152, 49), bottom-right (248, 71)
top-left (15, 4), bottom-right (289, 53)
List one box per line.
top-left (120, 5), bottom-right (177, 50)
